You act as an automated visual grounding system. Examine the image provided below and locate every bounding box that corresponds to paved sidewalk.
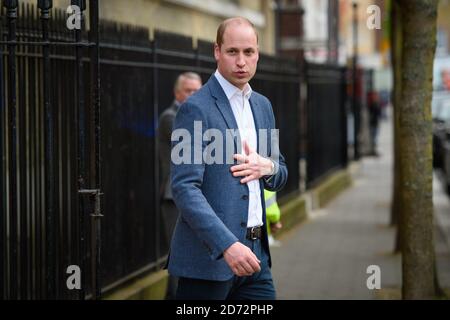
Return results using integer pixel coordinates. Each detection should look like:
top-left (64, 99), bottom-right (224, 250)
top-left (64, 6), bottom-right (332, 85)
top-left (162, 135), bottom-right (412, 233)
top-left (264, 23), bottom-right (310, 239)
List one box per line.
top-left (271, 113), bottom-right (450, 299)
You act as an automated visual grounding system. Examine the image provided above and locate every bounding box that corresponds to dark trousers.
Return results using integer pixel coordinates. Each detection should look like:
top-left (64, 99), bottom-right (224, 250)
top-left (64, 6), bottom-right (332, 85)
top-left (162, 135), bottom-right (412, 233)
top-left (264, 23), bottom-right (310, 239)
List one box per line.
top-left (175, 237), bottom-right (276, 300)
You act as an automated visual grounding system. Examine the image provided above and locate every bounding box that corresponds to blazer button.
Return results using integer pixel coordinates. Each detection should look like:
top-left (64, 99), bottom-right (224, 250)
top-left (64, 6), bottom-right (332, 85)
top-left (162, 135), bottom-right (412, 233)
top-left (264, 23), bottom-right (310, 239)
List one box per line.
top-left (241, 222), bottom-right (246, 227)
top-left (241, 195), bottom-right (248, 200)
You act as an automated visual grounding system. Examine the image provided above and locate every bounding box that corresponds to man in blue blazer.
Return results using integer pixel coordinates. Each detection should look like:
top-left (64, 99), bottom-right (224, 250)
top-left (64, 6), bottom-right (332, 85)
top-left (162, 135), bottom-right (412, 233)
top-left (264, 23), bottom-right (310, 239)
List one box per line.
top-left (168, 17), bottom-right (288, 300)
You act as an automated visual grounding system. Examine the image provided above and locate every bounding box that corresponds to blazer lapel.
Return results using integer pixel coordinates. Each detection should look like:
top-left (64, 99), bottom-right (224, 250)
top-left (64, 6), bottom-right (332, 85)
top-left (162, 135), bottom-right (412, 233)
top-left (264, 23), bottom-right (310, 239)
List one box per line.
top-left (209, 76), bottom-right (238, 129)
top-left (209, 75), bottom-right (241, 154)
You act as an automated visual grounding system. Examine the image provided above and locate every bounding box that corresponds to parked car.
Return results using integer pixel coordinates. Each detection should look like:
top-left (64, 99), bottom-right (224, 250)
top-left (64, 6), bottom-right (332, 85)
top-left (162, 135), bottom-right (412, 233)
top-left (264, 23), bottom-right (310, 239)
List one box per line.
top-left (441, 125), bottom-right (450, 195)
top-left (432, 93), bottom-right (450, 168)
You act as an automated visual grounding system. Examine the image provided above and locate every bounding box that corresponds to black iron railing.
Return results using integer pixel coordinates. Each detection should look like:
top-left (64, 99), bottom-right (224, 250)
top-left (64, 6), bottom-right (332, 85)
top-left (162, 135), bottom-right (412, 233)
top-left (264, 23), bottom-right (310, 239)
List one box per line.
top-left (0, 1), bottom-right (360, 300)
top-left (1, 0), bottom-right (101, 300)
top-left (305, 63), bottom-right (348, 187)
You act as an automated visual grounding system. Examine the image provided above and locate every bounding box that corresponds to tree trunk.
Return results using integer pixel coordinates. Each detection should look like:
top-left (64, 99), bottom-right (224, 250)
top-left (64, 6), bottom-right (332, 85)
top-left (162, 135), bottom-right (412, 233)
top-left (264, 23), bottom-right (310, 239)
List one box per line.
top-left (390, 0), bottom-right (403, 255)
top-left (397, 0), bottom-right (438, 300)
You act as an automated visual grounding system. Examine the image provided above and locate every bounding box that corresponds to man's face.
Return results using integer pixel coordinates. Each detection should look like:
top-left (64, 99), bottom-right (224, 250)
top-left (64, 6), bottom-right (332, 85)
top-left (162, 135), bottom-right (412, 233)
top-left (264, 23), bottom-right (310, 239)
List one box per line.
top-left (214, 23), bottom-right (259, 90)
top-left (174, 78), bottom-right (202, 104)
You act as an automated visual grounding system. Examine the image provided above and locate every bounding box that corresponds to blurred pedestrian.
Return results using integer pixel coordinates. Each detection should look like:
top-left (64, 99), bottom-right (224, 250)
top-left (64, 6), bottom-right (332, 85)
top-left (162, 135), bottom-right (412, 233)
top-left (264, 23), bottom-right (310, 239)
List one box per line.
top-left (157, 71), bottom-right (202, 299)
top-left (368, 91), bottom-right (382, 156)
top-left (264, 189), bottom-right (282, 247)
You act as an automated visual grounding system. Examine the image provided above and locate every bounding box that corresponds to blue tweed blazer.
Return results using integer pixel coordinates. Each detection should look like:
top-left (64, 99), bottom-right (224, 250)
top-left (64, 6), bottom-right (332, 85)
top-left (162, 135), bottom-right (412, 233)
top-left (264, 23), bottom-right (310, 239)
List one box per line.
top-left (167, 74), bottom-right (288, 281)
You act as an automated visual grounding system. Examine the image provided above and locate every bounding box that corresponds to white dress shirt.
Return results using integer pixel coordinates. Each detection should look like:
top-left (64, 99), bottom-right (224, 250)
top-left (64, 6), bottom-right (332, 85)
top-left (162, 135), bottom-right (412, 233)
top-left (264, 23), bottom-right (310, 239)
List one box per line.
top-left (215, 70), bottom-right (263, 228)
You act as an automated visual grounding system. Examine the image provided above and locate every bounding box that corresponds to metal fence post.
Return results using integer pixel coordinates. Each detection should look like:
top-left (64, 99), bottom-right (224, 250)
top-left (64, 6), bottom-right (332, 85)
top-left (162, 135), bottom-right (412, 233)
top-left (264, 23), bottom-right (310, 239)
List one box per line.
top-left (71, 0), bottom-right (87, 300)
top-left (37, 0), bottom-right (55, 299)
top-left (88, 0), bottom-right (102, 300)
top-left (152, 36), bottom-right (160, 262)
top-left (352, 1), bottom-right (360, 160)
top-left (0, 3), bottom-right (4, 300)
top-left (4, 0), bottom-right (18, 300)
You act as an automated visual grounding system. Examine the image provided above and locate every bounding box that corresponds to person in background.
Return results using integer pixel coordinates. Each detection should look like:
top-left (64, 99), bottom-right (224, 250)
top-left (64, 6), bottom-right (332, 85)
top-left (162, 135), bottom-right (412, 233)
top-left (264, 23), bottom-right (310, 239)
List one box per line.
top-left (368, 91), bottom-right (382, 157)
top-left (157, 71), bottom-right (202, 300)
top-left (264, 189), bottom-right (282, 247)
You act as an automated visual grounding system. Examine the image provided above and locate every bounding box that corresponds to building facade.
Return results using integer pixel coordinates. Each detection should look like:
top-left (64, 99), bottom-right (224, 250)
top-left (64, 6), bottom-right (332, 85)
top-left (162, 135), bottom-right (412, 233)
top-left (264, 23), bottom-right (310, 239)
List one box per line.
top-left (27, 0), bottom-right (277, 54)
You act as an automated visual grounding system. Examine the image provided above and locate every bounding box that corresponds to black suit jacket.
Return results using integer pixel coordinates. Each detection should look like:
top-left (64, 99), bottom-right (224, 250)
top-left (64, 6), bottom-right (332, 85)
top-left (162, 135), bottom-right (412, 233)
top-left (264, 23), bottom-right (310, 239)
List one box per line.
top-left (157, 101), bottom-right (179, 200)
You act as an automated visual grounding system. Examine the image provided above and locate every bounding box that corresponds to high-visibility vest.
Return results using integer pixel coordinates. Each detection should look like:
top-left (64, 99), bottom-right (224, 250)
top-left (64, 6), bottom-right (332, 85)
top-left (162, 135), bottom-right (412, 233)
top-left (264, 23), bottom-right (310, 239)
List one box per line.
top-left (264, 189), bottom-right (281, 225)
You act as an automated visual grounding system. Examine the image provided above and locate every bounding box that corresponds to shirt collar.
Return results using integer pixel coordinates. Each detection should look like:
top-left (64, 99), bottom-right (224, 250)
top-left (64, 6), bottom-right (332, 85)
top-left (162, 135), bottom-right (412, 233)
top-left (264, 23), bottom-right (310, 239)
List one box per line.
top-left (215, 70), bottom-right (252, 101)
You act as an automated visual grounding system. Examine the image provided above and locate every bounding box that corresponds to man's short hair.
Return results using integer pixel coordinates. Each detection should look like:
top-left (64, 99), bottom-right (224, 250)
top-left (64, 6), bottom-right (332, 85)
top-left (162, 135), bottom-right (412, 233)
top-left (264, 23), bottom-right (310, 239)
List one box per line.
top-left (174, 72), bottom-right (202, 91)
top-left (216, 17), bottom-right (259, 48)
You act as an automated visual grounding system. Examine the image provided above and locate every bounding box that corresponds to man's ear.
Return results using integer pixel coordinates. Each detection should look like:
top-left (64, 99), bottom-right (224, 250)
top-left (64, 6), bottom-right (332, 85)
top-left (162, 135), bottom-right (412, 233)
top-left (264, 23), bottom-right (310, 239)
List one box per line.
top-left (214, 43), bottom-right (220, 61)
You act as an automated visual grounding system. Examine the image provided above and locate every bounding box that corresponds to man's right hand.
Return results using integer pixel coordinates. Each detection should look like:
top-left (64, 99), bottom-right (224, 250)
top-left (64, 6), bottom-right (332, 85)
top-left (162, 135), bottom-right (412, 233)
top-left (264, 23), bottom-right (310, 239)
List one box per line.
top-left (223, 242), bottom-right (261, 277)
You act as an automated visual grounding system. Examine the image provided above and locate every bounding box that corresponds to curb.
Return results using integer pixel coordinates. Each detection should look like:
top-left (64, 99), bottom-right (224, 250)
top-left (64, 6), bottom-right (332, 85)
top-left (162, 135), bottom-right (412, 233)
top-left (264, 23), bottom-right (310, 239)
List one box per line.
top-left (278, 195), bottom-right (308, 234)
top-left (310, 169), bottom-right (353, 209)
top-left (276, 166), bottom-right (353, 238)
top-left (103, 269), bottom-right (168, 300)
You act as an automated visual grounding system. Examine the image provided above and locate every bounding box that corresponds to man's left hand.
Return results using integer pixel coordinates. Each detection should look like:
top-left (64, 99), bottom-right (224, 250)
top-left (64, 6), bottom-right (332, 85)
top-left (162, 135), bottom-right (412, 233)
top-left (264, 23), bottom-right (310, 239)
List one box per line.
top-left (231, 140), bottom-right (274, 184)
